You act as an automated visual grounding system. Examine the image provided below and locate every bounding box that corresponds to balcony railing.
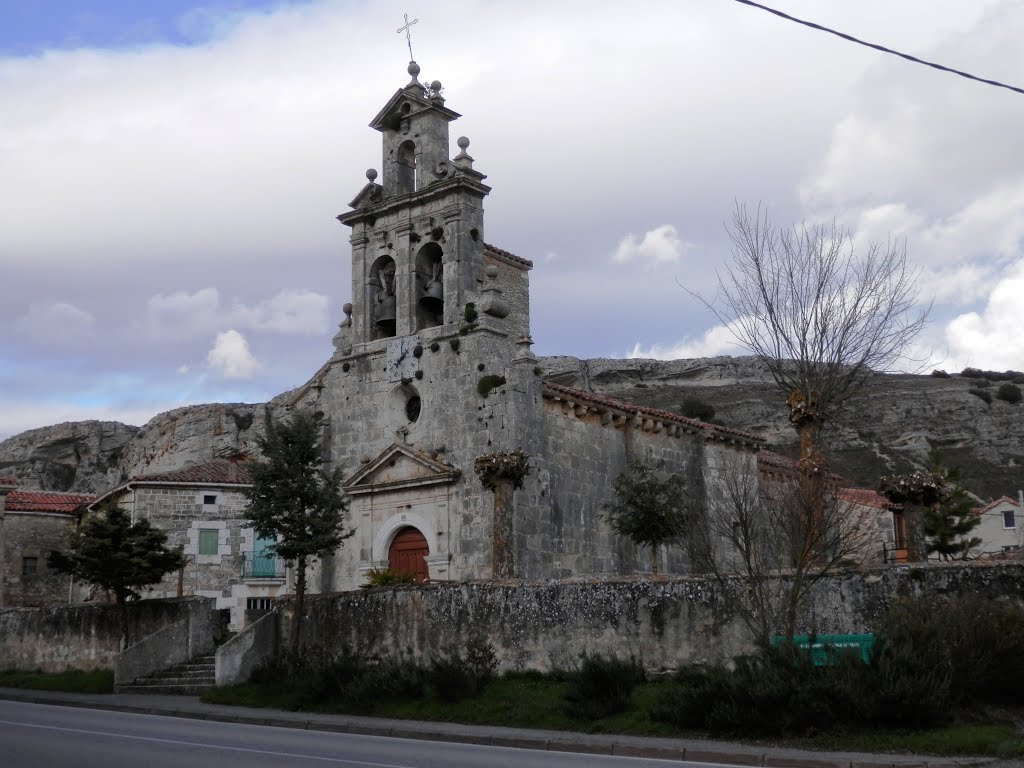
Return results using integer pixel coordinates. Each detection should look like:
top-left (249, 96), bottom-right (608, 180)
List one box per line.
top-left (241, 553), bottom-right (286, 579)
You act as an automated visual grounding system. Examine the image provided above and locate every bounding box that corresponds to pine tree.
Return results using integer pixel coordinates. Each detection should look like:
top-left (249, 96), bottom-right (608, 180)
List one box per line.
top-left (924, 451), bottom-right (982, 560)
top-left (244, 409), bottom-right (352, 650)
top-left (48, 500), bottom-right (185, 604)
top-left (606, 461), bottom-right (688, 575)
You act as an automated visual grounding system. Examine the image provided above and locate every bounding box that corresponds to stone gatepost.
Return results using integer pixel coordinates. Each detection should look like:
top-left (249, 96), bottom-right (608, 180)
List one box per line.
top-left (878, 470), bottom-right (944, 564)
top-left (473, 450), bottom-right (530, 580)
top-left (904, 504), bottom-right (928, 563)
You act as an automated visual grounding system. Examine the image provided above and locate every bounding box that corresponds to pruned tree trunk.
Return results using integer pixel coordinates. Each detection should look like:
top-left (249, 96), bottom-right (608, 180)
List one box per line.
top-left (292, 555), bottom-right (307, 651)
top-left (491, 479), bottom-right (515, 579)
top-left (650, 547), bottom-right (659, 576)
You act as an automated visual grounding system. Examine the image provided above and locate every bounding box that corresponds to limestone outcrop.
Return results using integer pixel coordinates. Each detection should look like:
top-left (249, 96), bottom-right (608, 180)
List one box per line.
top-left (2, 356), bottom-right (1021, 500)
top-left (0, 420), bottom-right (137, 493)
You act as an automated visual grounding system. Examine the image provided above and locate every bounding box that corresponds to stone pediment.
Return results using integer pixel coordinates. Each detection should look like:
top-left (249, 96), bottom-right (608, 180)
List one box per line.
top-left (369, 87), bottom-right (461, 132)
top-left (347, 182), bottom-right (383, 210)
top-left (343, 444), bottom-right (460, 495)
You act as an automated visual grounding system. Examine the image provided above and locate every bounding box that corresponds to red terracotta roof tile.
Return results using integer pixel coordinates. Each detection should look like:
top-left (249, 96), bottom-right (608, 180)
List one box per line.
top-left (6, 490), bottom-right (95, 513)
top-left (484, 242), bottom-right (533, 269)
top-left (131, 458), bottom-right (252, 485)
top-left (542, 382), bottom-right (763, 443)
top-left (973, 495), bottom-right (1021, 515)
top-left (757, 450), bottom-right (799, 471)
top-left (837, 487), bottom-right (897, 510)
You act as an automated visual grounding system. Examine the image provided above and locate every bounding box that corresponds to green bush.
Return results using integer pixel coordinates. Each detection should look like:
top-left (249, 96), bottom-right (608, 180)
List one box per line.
top-left (563, 654), bottom-right (646, 720)
top-left (969, 388), bottom-right (992, 404)
top-left (477, 374), bottom-right (507, 397)
top-left (361, 567), bottom-right (416, 588)
top-left (996, 383), bottom-right (1022, 404)
top-left (960, 367), bottom-right (1024, 382)
top-left (931, 369), bottom-right (951, 378)
top-left (680, 397), bottom-right (716, 421)
top-left (879, 595), bottom-right (1024, 708)
top-left (652, 648), bottom-right (871, 736)
top-left (428, 635), bottom-right (498, 703)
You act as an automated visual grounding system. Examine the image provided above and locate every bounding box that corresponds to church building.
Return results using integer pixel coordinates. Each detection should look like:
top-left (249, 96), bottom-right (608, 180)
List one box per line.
top-left (287, 61), bottom-right (765, 592)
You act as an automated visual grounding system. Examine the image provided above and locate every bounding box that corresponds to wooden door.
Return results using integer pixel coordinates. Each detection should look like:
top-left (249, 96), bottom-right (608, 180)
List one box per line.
top-left (388, 527), bottom-right (429, 582)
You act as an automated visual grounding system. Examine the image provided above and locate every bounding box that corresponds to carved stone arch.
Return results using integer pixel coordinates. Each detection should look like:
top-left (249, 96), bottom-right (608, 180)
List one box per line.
top-left (415, 241), bottom-right (444, 330)
top-left (368, 254), bottom-right (397, 339)
top-left (396, 139), bottom-right (416, 194)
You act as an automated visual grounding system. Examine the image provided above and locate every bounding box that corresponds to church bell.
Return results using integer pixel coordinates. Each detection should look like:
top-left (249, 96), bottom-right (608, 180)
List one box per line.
top-left (419, 277), bottom-right (444, 314)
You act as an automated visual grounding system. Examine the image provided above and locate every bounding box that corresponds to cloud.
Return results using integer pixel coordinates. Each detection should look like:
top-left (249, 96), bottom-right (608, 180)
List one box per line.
top-left (0, 0), bottom-right (1019, 439)
top-left (943, 259), bottom-right (1024, 372)
top-left (236, 289), bottom-right (329, 334)
top-left (206, 330), bottom-right (261, 379)
top-left (14, 302), bottom-right (95, 344)
top-left (628, 322), bottom-right (746, 360)
top-left (612, 225), bottom-right (691, 265)
top-left (146, 287), bottom-right (329, 338)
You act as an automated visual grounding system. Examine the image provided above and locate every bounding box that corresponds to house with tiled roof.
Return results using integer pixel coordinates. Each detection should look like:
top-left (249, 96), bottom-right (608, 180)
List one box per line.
top-left (835, 487), bottom-right (905, 564)
top-left (90, 457), bottom-right (285, 629)
top-left (972, 495), bottom-right (1023, 558)
top-left (0, 480), bottom-right (95, 607)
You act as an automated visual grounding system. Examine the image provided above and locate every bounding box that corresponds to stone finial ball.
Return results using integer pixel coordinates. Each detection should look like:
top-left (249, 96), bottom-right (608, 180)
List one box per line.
top-left (430, 80), bottom-right (442, 91)
top-left (485, 265), bottom-right (499, 279)
top-left (366, 168), bottom-right (378, 181)
top-left (408, 61), bottom-right (420, 76)
top-left (343, 302), bottom-right (353, 316)
top-left (457, 136), bottom-right (470, 150)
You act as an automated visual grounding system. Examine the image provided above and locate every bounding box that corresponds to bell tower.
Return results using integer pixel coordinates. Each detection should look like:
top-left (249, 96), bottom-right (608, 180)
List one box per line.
top-left (336, 61), bottom-right (491, 348)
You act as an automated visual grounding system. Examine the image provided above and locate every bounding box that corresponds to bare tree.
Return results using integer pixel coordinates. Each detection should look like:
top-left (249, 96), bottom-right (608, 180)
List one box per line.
top-left (699, 203), bottom-right (930, 459)
top-left (688, 453), bottom-right (878, 647)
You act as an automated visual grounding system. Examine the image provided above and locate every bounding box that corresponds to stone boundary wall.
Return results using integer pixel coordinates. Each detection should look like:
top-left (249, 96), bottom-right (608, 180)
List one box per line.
top-left (0, 597), bottom-right (213, 673)
top-left (114, 599), bottom-right (217, 686)
top-left (216, 610), bottom-right (279, 687)
top-left (282, 563), bottom-right (1024, 671)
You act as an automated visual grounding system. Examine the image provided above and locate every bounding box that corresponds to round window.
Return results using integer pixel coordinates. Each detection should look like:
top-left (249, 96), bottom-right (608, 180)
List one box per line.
top-left (405, 394), bottom-right (421, 423)
top-left (387, 383), bottom-right (423, 433)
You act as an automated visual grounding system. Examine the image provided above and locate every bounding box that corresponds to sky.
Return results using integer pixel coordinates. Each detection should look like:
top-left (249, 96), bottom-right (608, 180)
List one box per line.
top-left (2, 0), bottom-right (1023, 440)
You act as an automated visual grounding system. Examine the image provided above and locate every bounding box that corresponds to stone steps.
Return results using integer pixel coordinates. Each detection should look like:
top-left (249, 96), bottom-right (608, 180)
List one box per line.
top-left (117, 655), bottom-right (216, 695)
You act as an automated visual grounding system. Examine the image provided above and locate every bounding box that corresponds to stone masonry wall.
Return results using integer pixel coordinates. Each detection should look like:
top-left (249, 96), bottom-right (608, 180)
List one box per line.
top-left (511, 392), bottom-right (748, 579)
top-left (318, 324), bottom-right (531, 591)
top-left (285, 562), bottom-right (1024, 672)
top-left (2, 511), bottom-right (75, 607)
top-left (0, 597), bottom-right (212, 672)
top-left (123, 485), bottom-right (253, 606)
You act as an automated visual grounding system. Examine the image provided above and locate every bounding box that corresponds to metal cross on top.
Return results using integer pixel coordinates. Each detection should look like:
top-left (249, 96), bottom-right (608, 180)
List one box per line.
top-left (397, 13), bottom-right (418, 60)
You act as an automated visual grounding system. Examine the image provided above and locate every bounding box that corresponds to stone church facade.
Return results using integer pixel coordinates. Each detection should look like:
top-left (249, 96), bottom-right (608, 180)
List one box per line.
top-left (287, 62), bottom-right (764, 592)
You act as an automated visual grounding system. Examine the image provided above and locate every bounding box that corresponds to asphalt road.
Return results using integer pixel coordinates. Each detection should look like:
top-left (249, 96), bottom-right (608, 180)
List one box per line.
top-left (0, 699), bottom-right (717, 768)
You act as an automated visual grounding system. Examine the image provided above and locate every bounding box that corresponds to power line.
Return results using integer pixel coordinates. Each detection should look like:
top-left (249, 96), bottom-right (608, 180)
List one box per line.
top-left (731, 0), bottom-right (1024, 97)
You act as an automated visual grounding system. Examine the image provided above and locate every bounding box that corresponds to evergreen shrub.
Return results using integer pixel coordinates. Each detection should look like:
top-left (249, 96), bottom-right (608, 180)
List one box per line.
top-left (563, 654), bottom-right (646, 720)
top-left (996, 383), bottom-right (1022, 404)
top-left (969, 388), bottom-right (993, 404)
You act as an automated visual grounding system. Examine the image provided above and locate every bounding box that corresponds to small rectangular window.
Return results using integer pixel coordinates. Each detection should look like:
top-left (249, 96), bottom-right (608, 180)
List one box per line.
top-left (198, 528), bottom-right (220, 556)
top-left (1003, 510), bottom-right (1016, 529)
top-left (22, 557), bottom-right (38, 576)
top-left (203, 494), bottom-right (217, 505)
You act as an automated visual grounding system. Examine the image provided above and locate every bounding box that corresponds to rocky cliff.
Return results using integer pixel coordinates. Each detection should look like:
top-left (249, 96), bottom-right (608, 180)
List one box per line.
top-left (1, 356), bottom-right (1020, 500)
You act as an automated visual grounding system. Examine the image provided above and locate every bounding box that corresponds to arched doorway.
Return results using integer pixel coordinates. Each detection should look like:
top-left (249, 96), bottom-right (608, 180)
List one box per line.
top-left (388, 526), bottom-right (429, 582)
